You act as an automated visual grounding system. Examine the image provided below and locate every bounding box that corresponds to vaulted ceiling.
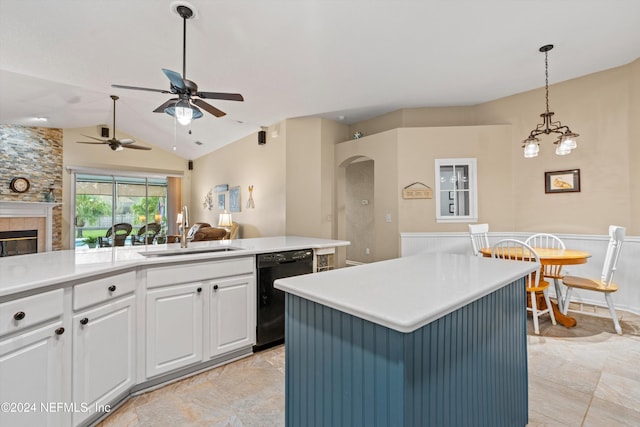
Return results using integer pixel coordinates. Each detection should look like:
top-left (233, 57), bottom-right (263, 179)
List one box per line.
top-left (1, 0), bottom-right (639, 159)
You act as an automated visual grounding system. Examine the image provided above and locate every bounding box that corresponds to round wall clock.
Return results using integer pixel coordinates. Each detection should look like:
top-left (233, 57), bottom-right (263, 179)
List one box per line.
top-left (10, 177), bottom-right (30, 193)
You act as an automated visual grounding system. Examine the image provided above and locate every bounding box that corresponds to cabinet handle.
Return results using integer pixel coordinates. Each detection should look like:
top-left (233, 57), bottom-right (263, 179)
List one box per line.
top-left (197, 287), bottom-right (202, 293)
top-left (55, 327), bottom-right (65, 335)
top-left (108, 285), bottom-right (116, 292)
top-left (213, 285), bottom-right (219, 291)
top-left (80, 318), bottom-right (89, 325)
top-left (13, 311), bottom-right (26, 321)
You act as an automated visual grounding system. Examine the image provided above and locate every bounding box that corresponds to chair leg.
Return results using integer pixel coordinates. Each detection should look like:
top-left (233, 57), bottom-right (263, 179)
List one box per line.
top-left (604, 293), bottom-right (622, 335)
top-left (530, 290), bottom-right (540, 335)
top-left (561, 287), bottom-right (573, 315)
top-left (543, 288), bottom-right (556, 325)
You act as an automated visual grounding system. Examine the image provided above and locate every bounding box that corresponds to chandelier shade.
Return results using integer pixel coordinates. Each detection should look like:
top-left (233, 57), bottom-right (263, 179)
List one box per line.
top-left (522, 44), bottom-right (579, 158)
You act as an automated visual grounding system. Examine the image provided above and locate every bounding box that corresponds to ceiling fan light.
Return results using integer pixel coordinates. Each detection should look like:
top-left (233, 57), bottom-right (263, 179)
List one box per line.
top-left (190, 105), bottom-right (203, 119)
top-left (174, 100), bottom-right (193, 126)
top-left (165, 102), bottom-right (203, 124)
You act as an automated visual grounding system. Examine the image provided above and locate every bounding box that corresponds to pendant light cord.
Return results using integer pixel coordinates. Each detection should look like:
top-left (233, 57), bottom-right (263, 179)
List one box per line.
top-left (544, 50), bottom-right (550, 114)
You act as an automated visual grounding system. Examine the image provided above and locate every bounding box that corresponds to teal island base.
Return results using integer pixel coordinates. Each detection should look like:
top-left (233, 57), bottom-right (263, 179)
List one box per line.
top-left (284, 278), bottom-right (528, 427)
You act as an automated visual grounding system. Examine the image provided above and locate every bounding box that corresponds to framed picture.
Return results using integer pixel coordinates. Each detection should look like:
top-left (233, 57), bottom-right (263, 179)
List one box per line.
top-left (545, 169), bottom-right (580, 193)
top-left (448, 191), bottom-right (454, 200)
top-left (229, 186), bottom-right (241, 212)
top-left (217, 194), bottom-right (225, 210)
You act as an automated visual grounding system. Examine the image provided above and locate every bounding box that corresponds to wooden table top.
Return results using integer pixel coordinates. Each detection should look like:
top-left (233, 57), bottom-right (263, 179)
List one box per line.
top-left (479, 247), bottom-right (591, 266)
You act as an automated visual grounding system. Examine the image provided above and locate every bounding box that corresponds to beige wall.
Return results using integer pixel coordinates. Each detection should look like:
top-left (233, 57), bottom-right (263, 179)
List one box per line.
top-left (187, 57), bottom-right (638, 261)
top-left (191, 126), bottom-right (287, 238)
top-left (62, 126), bottom-right (188, 248)
top-left (475, 61), bottom-right (636, 234)
top-left (397, 125), bottom-right (513, 233)
top-left (336, 130), bottom-right (399, 261)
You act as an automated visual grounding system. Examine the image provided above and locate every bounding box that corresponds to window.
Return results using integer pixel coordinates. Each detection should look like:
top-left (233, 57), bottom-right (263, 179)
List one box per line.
top-left (70, 171), bottom-right (179, 249)
top-left (435, 158), bottom-right (477, 223)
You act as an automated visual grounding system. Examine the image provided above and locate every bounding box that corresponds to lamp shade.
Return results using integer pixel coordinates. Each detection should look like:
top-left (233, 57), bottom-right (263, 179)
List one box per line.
top-left (218, 212), bottom-right (233, 228)
top-left (523, 140), bottom-right (540, 158)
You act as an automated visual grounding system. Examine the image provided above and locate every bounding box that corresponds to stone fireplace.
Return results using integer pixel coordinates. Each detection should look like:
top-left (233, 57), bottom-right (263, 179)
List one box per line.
top-left (0, 201), bottom-right (59, 253)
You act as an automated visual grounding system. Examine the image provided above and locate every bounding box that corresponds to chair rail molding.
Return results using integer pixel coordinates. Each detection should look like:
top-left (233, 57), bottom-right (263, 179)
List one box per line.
top-left (400, 231), bottom-right (640, 315)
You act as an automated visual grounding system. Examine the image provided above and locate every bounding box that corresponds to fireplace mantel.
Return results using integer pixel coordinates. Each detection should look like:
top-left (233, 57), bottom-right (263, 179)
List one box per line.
top-left (0, 201), bottom-right (61, 252)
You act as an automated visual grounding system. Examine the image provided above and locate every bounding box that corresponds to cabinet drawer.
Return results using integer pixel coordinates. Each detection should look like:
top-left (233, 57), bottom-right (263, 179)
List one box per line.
top-left (73, 271), bottom-right (136, 311)
top-left (0, 289), bottom-right (64, 337)
top-left (146, 257), bottom-right (254, 288)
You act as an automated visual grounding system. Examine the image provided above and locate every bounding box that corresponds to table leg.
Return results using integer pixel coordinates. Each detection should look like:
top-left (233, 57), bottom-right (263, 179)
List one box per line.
top-left (553, 278), bottom-right (565, 313)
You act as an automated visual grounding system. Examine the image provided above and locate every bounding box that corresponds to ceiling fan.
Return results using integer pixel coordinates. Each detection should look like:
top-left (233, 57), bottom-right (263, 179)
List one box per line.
top-left (111, 5), bottom-right (244, 125)
top-left (76, 95), bottom-right (151, 151)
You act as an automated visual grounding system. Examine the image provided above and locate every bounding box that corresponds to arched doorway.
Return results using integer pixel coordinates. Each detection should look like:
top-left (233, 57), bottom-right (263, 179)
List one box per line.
top-left (338, 156), bottom-right (375, 265)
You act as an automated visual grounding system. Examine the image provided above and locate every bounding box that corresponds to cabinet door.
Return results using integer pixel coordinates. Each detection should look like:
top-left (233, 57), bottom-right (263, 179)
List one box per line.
top-left (146, 283), bottom-right (203, 378)
top-left (72, 295), bottom-right (136, 426)
top-left (0, 322), bottom-right (67, 427)
top-left (209, 275), bottom-right (255, 358)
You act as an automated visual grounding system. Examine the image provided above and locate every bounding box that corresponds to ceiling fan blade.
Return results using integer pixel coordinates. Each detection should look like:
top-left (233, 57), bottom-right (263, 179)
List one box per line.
top-left (192, 99), bottom-right (226, 117)
top-left (111, 84), bottom-right (170, 94)
top-left (162, 69), bottom-right (185, 90)
top-left (76, 141), bottom-right (109, 145)
top-left (196, 92), bottom-right (244, 102)
top-left (153, 98), bottom-right (179, 113)
top-left (123, 144), bottom-right (152, 150)
top-left (117, 139), bottom-right (135, 145)
top-left (81, 134), bottom-right (107, 142)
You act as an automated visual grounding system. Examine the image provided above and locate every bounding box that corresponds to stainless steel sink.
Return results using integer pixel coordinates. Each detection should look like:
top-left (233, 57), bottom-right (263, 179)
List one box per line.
top-left (140, 246), bottom-right (241, 257)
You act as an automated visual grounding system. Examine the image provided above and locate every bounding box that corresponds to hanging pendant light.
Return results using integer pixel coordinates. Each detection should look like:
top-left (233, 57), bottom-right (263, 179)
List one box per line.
top-left (522, 44), bottom-right (579, 158)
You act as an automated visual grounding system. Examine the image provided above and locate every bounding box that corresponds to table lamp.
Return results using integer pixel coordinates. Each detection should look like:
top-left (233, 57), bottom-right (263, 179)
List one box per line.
top-left (218, 212), bottom-right (233, 238)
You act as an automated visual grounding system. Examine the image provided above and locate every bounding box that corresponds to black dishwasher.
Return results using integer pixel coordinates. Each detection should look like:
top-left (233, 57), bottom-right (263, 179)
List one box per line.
top-left (255, 249), bottom-right (313, 351)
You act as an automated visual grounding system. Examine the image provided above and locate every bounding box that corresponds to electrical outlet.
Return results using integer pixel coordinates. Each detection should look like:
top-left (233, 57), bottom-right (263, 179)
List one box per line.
top-left (385, 213), bottom-right (392, 223)
top-left (365, 248), bottom-right (370, 255)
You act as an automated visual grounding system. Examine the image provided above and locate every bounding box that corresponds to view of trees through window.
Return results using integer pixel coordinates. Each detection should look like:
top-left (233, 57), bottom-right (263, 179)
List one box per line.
top-left (75, 174), bottom-right (168, 248)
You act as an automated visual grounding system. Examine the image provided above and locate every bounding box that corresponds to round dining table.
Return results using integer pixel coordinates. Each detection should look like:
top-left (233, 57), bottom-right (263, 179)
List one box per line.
top-left (479, 247), bottom-right (591, 327)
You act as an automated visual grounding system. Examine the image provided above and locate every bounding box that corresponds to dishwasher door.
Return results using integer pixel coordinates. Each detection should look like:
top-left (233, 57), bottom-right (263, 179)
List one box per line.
top-left (255, 250), bottom-right (313, 350)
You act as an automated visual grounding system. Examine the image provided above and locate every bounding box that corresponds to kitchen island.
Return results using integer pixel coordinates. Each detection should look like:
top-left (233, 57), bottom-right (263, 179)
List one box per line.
top-left (275, 252), bottom-right (538, 427)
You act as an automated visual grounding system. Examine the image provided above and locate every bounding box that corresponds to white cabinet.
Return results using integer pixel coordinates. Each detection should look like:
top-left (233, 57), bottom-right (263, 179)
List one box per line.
top-left (146, 283), bottom-right (204, 378)
top-left (72, 295), bottom-right (136, 426)
top-left (209, 275), bottom-right (255, 358)
top-left (0, 288), bottom-right (67, 427)
top-left (145, 257), bottom-right (256, 377)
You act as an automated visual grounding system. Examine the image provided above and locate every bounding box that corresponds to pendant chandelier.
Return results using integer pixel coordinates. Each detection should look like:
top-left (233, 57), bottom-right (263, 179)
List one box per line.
top-left (522, 44), bottom-right (579, 158)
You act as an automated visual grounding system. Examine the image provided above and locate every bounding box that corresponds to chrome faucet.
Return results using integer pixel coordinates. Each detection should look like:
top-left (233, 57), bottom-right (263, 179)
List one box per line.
top-left (180, 205), bottom-right (189, 248)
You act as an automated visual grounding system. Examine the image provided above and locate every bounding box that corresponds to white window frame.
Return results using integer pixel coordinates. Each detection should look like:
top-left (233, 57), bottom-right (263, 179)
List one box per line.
top-left (435, 158), bottom-right (478, 223)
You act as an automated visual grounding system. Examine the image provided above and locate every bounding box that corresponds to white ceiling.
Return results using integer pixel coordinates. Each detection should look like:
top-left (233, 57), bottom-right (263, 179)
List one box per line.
top-left (1, 0), bottom-right (639, 160)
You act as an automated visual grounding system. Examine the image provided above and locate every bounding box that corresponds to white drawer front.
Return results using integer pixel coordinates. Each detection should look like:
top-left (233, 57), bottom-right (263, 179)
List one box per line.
top-left (73, 271), bottom-right (136, 311)
top-left (0, 289), bottom-right (64, 336)
top-left (146, 257), bottom-right (254, 288)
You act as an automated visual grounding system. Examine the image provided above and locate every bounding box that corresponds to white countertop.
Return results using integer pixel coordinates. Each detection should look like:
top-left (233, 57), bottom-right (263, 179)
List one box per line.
top-left (0, 236), bottom-right (348, 298)
top-left (275, 252), bottom-right (538, 333)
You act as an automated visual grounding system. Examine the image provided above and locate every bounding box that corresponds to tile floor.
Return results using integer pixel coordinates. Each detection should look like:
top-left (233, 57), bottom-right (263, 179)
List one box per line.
top-left (99, 310), bottom-right (640, 427)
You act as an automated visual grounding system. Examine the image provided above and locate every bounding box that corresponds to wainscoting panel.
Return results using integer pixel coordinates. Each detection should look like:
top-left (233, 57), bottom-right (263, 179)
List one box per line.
top-left (400, 232), bottom-right (640, 314)
top-left (284, 279), bottom-right (528, 427)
